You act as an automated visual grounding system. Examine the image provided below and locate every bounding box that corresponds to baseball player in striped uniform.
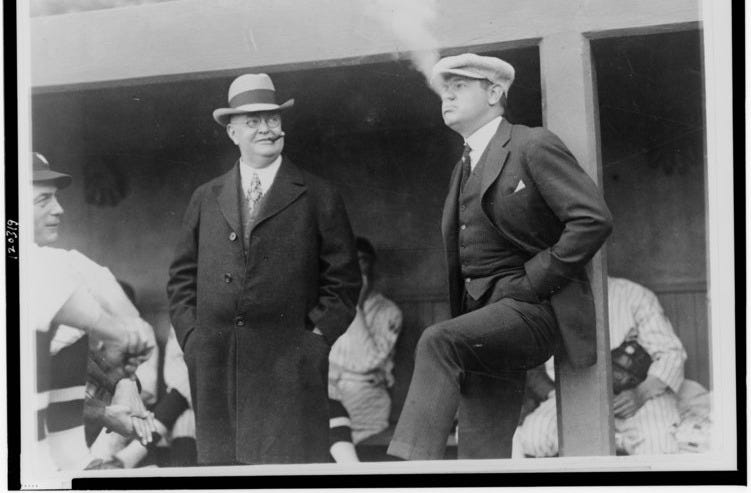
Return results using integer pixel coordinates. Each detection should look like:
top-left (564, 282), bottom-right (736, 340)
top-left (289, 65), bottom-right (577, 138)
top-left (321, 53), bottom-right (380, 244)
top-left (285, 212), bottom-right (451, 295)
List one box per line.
top-left (328, 237), bottom-right (403, 446)
top-left (516, 277), bottom-right (687, 456)
top-left (29, 152), bottom-right (155, 474)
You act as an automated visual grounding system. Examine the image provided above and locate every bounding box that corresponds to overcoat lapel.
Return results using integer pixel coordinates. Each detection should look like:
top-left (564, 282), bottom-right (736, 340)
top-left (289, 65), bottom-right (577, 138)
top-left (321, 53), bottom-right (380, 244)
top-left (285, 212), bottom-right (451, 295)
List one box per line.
top-left (250, 157), bottom-right (307, 233)
top-left (215, 162), bottom-right (242, 235)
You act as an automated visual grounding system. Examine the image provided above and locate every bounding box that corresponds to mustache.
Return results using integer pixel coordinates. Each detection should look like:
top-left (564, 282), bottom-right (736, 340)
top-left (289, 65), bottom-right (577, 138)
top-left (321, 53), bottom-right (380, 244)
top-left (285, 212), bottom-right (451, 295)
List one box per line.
top-left (268, 131), bottom-right (286, 142)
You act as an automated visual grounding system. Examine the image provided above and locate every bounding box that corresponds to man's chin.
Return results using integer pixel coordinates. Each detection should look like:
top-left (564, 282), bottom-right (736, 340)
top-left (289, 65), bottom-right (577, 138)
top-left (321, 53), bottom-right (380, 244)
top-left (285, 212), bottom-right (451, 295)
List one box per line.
top-left (36, 232), bottom-right (58, 246)
top-left (443, 117), bottom-right (464, 133)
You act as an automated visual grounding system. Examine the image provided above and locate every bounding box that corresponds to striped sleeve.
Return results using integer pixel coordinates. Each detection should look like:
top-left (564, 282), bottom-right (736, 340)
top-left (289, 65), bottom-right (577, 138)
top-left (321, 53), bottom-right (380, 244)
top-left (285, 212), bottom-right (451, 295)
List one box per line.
top-left (328, 398), bottom-right (353, 445)
top-left (610, 278), bottom-right (686, 393)
top-left (329, 293), bottom-right (402, 375)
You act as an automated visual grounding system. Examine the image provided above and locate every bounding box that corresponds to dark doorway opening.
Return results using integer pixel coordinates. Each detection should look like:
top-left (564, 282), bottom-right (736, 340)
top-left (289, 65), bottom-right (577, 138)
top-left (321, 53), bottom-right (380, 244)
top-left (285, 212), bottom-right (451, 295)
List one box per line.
top-left (592, 29), bottom-right (709, 388)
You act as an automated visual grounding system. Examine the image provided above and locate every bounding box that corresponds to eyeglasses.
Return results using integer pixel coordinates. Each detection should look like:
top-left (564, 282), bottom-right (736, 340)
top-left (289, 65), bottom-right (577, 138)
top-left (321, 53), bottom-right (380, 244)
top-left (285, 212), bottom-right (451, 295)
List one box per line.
top-left (230, 113), bottom-right (282, 129)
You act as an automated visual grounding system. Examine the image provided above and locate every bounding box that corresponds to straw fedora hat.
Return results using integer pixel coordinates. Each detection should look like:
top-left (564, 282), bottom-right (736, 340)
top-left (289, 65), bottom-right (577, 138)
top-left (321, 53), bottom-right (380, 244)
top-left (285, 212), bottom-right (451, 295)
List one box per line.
top-left (212, 73), bottom-right (294, 126)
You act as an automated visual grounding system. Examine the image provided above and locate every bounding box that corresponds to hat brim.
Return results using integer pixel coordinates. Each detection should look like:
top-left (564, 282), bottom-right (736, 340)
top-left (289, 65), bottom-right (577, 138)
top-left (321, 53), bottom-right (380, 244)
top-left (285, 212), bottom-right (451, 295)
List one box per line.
top-left (33, 170), bottom-right (72, 189)
top-left (430, 68), bottom-right (512, 93)
top-left (213, 99), bottom-right (294, 126)
top-left (430, 68), bottom-right (488, 86)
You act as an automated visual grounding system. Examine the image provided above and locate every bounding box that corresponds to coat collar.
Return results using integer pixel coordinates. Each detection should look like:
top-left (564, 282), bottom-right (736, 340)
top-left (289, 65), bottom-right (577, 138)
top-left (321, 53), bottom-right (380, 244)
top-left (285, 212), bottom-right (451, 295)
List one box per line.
top-left (250, 156), bottom-right (306, 232)
top-left (216, 162), bottom-right (242, 234)
top-left (441, 119), bottom-right (513, 239)
top-left (479, 118), bottom-right (512, 198)
top-left (214, 157), bottom-right (306, 235)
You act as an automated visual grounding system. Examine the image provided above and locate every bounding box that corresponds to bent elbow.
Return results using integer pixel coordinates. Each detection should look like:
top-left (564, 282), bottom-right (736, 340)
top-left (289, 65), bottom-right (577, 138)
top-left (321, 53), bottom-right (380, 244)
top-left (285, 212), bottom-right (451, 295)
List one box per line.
top-left (596, 207), bottom-right (614, 242)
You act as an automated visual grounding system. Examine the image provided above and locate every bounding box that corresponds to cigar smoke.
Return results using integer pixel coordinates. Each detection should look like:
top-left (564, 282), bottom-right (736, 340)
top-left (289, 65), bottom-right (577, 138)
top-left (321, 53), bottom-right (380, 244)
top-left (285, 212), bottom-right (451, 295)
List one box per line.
top-left (367, 0), bottom-right (440, 90)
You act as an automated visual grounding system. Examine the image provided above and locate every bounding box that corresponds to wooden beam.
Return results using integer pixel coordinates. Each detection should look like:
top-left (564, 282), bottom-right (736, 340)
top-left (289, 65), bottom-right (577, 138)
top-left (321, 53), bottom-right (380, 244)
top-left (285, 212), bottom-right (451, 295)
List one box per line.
top-left (29, 0), bottom-right (700, 88)
top-left (540, 31), bottom-right (615, 456)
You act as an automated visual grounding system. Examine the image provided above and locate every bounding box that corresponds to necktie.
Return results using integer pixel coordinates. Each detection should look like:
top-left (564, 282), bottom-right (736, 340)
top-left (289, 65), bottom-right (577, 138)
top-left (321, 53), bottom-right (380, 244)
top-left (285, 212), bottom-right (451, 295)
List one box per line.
top-left (247, 172), bottom-right (263, 216)
top-left (243, 172), bottom-right (264, 252)
top-left (460, 143), bottom-right (472, 190)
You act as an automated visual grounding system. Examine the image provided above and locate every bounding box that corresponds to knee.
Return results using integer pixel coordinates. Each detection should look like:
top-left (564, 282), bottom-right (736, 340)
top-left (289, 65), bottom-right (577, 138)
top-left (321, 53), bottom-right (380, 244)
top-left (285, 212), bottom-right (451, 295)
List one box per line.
top-left (416, 323), bottom-right (456, 359)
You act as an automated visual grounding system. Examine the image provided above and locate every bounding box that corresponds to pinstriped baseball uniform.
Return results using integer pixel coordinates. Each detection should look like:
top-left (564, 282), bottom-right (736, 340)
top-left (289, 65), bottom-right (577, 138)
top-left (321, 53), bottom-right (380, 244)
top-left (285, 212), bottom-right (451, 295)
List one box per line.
top-left (328, 292), bottom-right (402, 444)
top-left (517, 277), bottom-right (687, 456)
top-left (32, 245), bottom-right (97, 472)
top-left (54, 250), bottom-right (159, 461)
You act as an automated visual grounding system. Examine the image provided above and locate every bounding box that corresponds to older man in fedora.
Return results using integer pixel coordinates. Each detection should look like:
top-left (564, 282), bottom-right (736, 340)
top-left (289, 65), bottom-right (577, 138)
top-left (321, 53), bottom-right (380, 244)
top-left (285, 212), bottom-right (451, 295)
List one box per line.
top-left (388, 54), bottom-right (612, 460)
top-left (167, 73), bottom-right (361, 465)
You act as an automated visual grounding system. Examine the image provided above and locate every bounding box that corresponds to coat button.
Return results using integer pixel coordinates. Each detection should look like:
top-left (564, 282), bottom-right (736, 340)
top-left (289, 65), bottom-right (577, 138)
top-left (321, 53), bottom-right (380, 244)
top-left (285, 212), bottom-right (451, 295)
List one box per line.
top-left (235, 316), bottom-right (245, 327)
top-left (229, 232), bottom-right (238, 241)
top-left (460, 224), bottom-right (467, 230)
top-left (465, 277), bottom-right (471, 284)
top-left (224, 273), bottom-right (233, 283)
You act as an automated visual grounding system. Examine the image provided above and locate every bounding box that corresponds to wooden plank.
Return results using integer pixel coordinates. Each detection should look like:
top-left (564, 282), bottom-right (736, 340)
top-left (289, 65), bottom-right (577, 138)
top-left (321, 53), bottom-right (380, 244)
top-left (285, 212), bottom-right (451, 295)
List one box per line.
top-left (693, 292), bottom-right (710, 388)
top-left (655, 290), bottom-right (711, 388)
top-left (540, 31), bottom-right (615, 456)
top-left (29, 0), bottom-right (700, 89)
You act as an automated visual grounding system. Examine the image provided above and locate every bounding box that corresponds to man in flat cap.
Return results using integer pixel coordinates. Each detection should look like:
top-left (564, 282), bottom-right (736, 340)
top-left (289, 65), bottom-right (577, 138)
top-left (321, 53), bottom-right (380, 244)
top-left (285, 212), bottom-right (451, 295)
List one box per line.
top-left (29, 152), bottom-right (155, 473)
top-left (167, 73), bottom-right (361, 465)
top-left (388, 53), bottom-right (613, 459)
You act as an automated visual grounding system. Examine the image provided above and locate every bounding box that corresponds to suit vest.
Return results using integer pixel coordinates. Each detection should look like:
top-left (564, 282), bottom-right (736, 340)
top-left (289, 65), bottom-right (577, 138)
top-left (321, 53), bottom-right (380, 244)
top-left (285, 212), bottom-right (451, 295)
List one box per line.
top-left (457, 155), bottom-right (528, 301)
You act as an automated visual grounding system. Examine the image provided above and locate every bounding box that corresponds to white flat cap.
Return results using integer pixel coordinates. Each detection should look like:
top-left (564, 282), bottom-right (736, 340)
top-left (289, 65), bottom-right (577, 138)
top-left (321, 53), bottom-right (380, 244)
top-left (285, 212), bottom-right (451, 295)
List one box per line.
top-left (431, 53), bottom-right (515, 94)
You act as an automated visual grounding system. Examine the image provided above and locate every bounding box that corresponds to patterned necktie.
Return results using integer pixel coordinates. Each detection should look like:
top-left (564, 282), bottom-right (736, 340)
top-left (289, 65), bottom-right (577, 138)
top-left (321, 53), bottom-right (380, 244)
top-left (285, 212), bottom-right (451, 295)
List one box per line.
top-left (460, 143), bottom-right (472, 190)
top-left (247, 172), bottom-right (263, 216)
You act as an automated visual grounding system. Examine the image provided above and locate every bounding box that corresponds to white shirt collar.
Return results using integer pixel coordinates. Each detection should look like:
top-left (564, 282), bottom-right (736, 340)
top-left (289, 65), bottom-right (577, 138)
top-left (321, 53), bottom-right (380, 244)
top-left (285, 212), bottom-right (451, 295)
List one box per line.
top-left (239, 155), bottom-right (282, 195)
top-left (465, 116), bottom-right (503, 170)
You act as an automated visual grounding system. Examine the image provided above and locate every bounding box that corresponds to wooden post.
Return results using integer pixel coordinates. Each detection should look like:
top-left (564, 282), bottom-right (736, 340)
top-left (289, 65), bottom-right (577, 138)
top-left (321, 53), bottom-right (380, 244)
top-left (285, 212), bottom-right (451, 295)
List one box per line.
top-left (539, 31), bottom-right (615, 456)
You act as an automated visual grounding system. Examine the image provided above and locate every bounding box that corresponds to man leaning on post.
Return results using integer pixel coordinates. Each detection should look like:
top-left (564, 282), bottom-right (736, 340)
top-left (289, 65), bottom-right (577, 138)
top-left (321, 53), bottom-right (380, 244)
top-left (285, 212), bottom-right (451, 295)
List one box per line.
top-left (388, 54), bottom-right (613, 460)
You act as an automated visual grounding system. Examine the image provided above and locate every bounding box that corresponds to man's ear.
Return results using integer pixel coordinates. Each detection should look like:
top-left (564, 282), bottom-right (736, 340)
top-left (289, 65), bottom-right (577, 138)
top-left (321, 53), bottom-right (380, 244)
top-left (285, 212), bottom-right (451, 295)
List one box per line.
top-left (487, 84), bottom-right (504, 106)
top-left (226, 123), bottom-right (239, 144)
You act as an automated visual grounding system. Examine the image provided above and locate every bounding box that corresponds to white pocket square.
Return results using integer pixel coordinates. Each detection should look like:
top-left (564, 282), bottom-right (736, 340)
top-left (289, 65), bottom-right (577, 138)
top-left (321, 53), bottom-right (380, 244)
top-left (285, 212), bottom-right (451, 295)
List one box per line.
top-left (514, 180), bottom-right (526, 193)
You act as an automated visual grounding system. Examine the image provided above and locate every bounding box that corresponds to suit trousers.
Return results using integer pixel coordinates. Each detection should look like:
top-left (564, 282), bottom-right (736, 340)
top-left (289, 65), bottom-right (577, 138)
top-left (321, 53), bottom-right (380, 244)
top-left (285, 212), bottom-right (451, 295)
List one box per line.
top-left (388, 293), bottom-right (557, 460)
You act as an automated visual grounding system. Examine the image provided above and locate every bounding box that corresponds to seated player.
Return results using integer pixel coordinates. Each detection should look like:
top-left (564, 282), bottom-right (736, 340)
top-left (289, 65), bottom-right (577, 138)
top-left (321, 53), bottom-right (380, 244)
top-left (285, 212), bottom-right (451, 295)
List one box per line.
top-left (516, 277), bottom-right (687, 456)
top-left (328, 237), bottom-right (403, 444)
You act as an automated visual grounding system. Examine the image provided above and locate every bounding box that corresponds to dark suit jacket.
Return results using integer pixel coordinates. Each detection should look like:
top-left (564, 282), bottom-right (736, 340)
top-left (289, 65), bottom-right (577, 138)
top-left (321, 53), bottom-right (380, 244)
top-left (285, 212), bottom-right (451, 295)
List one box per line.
top-left (167, 158), bottom-right (360, 464)
top-left (441, 119), bottom-right (612, 368)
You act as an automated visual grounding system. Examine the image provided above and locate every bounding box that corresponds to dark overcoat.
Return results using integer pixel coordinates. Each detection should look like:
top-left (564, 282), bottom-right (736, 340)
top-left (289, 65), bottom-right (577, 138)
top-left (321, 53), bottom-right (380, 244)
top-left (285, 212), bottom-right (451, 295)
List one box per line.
top-left (441, 119), bottom-right (613, 368)
top-left (167, 158), bottom-right (360, 464)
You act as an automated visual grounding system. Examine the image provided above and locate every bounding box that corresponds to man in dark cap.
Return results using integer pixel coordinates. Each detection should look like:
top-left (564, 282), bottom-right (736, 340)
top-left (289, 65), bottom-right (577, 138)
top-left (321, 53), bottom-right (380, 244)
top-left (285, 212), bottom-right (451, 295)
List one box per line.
top-left (388, 53), bottom-right (612, 460)
top-left (29, 152), bottom-right (155, 472)
top-left (167, 73), bottom-right (360, 465)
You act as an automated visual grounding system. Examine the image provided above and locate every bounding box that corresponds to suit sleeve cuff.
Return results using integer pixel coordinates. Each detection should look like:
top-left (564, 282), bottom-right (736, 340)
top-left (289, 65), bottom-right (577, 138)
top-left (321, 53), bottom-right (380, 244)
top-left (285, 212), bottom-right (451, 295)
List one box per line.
top-left (524, 251), bottom-right (559, 298)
